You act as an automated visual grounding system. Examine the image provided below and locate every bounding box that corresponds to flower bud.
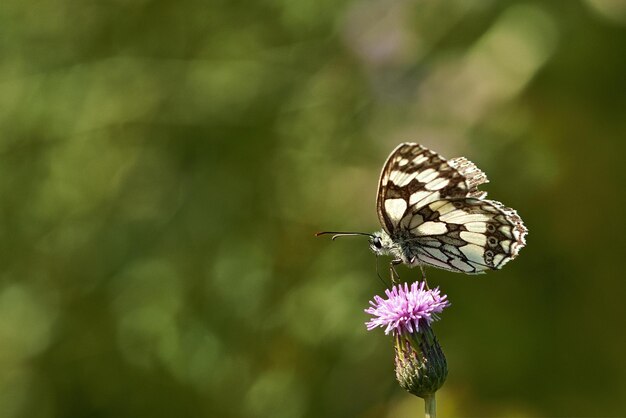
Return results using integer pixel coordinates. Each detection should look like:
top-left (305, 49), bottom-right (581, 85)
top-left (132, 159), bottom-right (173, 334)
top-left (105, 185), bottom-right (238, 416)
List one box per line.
top-left (394, 321), bottom-right (447, 398)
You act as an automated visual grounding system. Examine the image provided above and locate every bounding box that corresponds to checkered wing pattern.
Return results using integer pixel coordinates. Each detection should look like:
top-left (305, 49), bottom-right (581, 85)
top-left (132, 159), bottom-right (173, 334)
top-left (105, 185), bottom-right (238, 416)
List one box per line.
top-left (376, 143), bottom-right (527, 273)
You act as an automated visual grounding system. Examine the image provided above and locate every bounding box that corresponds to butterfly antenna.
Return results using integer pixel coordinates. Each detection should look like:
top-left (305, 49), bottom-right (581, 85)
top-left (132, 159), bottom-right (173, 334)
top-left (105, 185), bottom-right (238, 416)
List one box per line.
top-left (315, 231), bottom-right (373, 241)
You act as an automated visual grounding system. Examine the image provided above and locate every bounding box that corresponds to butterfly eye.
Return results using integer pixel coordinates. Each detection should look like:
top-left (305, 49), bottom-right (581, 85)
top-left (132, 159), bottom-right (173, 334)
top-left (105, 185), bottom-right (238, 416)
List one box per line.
top-left (372, 236), bottom-right (383, 250)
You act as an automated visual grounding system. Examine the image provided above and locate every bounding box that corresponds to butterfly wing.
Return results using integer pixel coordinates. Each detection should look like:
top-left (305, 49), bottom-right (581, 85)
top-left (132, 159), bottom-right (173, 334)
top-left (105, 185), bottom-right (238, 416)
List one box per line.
top-left (376, 143), bottom-right (471, 234)
top-left (376, 143), bottom-right (527, 273)
top-left (410, 198), bottom-right (527, 273)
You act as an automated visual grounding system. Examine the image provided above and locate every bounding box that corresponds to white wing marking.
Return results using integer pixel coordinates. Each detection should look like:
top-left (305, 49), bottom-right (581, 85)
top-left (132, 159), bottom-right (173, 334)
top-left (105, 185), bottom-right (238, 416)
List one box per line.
top-left (465, 222), bottom-right (487, 233)
top-left (432, 202), bottom-right (457, 218)
top-left (499, 225), bottom-right (513, 239)
top-left (414, 221), bottom-right (447, 235)
top-left (425, 177), bottom-right (450, 191)
top-left (417, 254), bottom-right (452, 270)
top-left (493, 254), bottom-right (506, 267)
top-left (412, 154), bottom-right (428, 165)
top-left (416, 168), bottom-right (438, 183)
top-left (450, 258), bottom-right (474, 272)
top-left (440, 211), bottom-right (492, 223)
top-left (390, 170), bottom-right (418, 187)
top-left (409, 191), bottom-right (441, 207)
top-left (384, 198), bottom-right (407, 224)
top-left (459, 243), bottom-right (486, 264)
top-left (459, 231), bottom-right (487, 246)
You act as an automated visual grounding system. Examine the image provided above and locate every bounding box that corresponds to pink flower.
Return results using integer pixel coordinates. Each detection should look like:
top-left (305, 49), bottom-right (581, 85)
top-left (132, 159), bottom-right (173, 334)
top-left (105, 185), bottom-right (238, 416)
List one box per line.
top-left (365, 281), bottom-right (450, 335)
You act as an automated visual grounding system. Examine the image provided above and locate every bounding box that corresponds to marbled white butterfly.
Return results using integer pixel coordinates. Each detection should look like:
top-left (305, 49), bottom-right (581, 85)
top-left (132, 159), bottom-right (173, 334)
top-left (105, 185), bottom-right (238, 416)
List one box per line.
top-left (318, 143), bottom-right (527, 275)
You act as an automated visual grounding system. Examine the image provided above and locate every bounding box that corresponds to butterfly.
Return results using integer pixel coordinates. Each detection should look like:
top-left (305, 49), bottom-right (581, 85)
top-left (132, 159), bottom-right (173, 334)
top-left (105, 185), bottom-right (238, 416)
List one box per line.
top-left (317, 143), bottom-right (527, 275)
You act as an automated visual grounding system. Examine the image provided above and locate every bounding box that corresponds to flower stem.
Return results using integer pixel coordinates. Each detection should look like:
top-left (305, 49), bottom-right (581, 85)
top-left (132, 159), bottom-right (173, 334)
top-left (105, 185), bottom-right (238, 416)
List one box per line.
top-left (424, 393), bottom-right (436, 418)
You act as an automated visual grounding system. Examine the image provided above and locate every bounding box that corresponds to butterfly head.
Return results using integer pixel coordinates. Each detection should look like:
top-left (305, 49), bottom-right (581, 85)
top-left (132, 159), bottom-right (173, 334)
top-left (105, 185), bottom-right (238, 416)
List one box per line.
top-left (369, 230), bottom-right (397, 256)
top-left (316, 229), bottom-right (399, 258)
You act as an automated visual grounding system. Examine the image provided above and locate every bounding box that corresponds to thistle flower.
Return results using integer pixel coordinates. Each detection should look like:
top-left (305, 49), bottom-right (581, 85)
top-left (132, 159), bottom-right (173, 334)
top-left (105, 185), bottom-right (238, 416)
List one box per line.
top-left (365, 282), bottom-right (449, 336)
top-left (365, 281), bottom-right (450, 415)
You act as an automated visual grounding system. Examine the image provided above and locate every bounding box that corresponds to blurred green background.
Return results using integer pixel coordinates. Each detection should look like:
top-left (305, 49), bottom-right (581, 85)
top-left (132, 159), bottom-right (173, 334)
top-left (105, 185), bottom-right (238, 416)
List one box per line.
top-left (1, 0), bottom-right (625, 417)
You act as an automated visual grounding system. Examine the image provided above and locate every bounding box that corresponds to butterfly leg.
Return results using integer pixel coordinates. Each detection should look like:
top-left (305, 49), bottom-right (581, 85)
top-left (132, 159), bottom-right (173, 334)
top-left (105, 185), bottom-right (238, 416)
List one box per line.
top-left (420, 264), bottom-right (429, 289)
top-left (389, 259), bottom-right (402, 284)
top-left (374, 255), bottom-right (391, 288)
top-left (409, 256), bottom-right (429, 288)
